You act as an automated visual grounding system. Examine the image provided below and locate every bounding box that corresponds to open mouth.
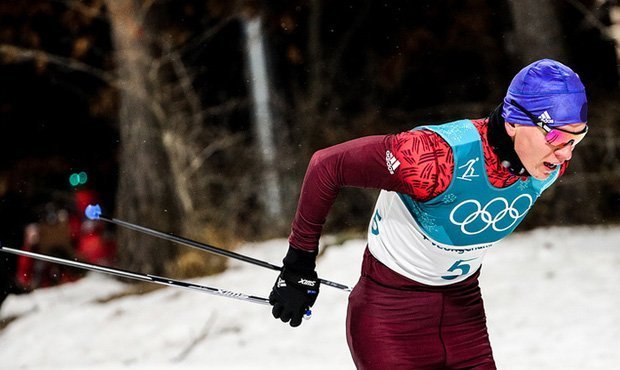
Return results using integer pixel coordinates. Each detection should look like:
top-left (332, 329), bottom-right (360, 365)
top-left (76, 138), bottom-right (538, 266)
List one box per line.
top-left (543, 162), bottom-right (558, 170)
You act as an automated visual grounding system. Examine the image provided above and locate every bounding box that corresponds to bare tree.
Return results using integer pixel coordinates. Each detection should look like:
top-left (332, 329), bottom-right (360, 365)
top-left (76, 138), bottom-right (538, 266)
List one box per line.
top-left (241, 11), bottom-right (284, 226)
top-left (105, 0), bottom-right (245, 274)
top-left (103, 0), bottom-right (183, 274)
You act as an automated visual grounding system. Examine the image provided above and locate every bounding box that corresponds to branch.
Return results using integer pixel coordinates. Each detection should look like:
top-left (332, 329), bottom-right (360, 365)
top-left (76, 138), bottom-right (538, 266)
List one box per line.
top-left (49, 0), bottom-right (105, 20)
top-left (0, 44), bottom-right (117, 86)
top-left (0, 44), bottom-right (170, 130)
top-left (161, 40), bottom-right (204, 129)
top-left (137, 0), bottom-right (158, 23)
top-left (184, 132), bottom-right (247, 179)
top-left (203, 98), bottom-right (247, 117)
top-left (175, 14), bottom-right (239, 57)
top-left (562, 0), bottom-right (616, 40)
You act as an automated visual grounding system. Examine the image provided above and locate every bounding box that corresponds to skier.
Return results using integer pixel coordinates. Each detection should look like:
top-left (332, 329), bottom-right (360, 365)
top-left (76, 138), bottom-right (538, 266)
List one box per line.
top-left (268, 59), bottom-right (588, 369)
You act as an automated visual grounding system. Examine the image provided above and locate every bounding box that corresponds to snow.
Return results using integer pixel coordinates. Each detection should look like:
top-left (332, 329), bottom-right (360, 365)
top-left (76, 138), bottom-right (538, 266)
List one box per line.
top-left (1, 226), bottom-right (619, 370)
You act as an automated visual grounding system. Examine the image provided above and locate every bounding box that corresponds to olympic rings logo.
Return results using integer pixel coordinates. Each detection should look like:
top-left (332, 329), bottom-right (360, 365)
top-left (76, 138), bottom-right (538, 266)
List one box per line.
top-left (449, 194), bottom-right (533, 235)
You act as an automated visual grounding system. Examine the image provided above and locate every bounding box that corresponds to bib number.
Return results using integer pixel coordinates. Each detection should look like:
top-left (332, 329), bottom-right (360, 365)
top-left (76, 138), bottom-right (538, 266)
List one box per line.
top-left (441, 258), bottom-right (476, 280)
top-left (371, 210), bottom-right (382, 235)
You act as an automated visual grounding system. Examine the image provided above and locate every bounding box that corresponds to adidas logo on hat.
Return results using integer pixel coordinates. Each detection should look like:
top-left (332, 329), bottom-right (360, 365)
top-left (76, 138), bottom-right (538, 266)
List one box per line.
top-left (538, 111), bottom-right (554, 124)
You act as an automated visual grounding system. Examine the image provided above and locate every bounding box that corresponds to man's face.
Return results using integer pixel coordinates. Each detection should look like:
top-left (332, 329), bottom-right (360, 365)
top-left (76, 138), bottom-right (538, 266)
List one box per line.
top-left (506, 122), bottom-right (587, 180)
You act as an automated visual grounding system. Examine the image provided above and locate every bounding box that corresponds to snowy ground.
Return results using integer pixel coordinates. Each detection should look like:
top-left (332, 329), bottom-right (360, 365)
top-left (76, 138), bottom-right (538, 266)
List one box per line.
top-left (1, 226), bottom-right (619, 370)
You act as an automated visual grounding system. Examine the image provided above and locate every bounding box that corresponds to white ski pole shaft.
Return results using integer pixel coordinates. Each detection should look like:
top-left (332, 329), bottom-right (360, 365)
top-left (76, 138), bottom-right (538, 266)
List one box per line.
top-left (0, 246), bottom-right (270, 306)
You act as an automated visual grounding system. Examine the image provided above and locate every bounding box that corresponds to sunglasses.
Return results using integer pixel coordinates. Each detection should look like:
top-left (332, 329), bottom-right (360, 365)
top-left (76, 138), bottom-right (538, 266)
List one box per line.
top-left (509, 99), bottom-right (588, 147)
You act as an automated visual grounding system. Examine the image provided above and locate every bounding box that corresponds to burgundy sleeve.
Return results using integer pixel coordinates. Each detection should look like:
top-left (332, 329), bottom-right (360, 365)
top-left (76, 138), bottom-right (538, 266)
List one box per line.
top-left (288, 133), bottom-right (453, 252)
top-left (288, 135), bottom-right (404, 252)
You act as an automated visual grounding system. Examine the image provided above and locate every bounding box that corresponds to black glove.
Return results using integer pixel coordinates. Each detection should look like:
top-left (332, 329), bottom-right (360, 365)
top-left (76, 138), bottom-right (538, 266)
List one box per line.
top-left (269, 246), bottom-right (320, 327)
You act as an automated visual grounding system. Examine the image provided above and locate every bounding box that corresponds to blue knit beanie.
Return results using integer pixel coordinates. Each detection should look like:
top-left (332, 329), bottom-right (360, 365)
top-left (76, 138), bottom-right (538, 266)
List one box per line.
top-left (502, 59), bottom-right (588, 127)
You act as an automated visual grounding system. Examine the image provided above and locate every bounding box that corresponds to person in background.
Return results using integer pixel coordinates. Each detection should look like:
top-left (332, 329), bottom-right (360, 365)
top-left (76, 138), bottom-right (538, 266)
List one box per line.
top-left (71, 185), bottom-right (117, 265)
top-left (16, 200), bottom-right (79, 289)
top-left (76, 219), bottom-right (116, 265)
top-left (0, 170), bottom-right (34, 308)
top-left (268, 59), bottom-right (588, 369)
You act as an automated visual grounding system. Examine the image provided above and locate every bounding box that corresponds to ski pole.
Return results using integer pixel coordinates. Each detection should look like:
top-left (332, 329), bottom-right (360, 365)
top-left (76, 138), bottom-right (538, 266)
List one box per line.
top-left (0, 246), bottom-right (273, 306)
top-left (85, 204), bottom-right (352, 292)
top-left (1, 246), bottom-right (313, 318)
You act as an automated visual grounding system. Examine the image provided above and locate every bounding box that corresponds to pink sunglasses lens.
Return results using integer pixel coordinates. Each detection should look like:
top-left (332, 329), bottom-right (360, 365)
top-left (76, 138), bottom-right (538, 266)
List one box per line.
top-left (546, 129), bottom-right (586, 146)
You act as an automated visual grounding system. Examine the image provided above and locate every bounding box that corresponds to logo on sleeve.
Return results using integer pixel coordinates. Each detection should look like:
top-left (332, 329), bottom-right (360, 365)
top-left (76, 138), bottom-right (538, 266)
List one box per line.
top-left (386, 150), bottom-right (401, 174)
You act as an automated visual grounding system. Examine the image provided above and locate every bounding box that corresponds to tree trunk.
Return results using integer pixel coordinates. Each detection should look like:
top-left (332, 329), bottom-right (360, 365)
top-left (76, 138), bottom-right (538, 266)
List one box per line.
top-left (105, 0), bottom-right (181, 275)
top-left (242, 14), bottom-right (285, 228)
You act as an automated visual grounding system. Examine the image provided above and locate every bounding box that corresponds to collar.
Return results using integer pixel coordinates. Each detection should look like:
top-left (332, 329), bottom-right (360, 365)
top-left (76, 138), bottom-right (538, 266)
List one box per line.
top-left (487, 103), bottom-right (530, 177)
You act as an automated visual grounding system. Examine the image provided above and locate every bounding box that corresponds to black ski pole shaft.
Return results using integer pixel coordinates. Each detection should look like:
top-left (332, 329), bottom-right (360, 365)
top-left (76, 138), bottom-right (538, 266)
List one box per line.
top-left (102, 216), bottom-right (280, 270)
top-left (86, 205), bottom-right (352, 292)
top-left (0, 246), bottom-right (270, 306)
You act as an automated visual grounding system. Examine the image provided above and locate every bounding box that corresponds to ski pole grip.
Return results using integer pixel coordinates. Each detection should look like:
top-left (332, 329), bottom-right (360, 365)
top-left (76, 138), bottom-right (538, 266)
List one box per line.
top-left (85, 204), bottom-right (102, 220)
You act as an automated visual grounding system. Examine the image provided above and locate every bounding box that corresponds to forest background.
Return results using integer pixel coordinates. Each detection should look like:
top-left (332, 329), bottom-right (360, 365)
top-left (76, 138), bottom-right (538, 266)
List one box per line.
top-left (0, 0), bottom-right (618, 278)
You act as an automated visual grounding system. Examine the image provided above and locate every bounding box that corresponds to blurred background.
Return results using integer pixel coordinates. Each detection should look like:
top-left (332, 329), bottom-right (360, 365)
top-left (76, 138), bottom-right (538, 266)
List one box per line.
top-left (0, 0), bottom-right (618, 298)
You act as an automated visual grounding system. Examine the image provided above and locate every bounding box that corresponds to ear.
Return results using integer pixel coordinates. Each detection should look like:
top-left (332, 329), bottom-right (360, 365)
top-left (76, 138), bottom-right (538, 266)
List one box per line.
top-left (504, 122), bottom-right (517, 139)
